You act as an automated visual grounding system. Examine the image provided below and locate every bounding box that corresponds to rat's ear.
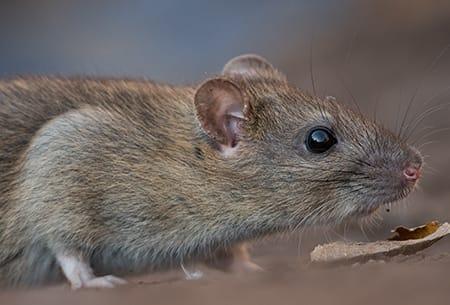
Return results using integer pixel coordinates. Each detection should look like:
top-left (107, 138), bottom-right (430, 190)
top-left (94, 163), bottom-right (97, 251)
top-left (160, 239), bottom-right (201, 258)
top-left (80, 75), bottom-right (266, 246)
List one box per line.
top-left (222, 54), bottom-right (287, 82)
top-left (194, 78), bottom-right (250, 149)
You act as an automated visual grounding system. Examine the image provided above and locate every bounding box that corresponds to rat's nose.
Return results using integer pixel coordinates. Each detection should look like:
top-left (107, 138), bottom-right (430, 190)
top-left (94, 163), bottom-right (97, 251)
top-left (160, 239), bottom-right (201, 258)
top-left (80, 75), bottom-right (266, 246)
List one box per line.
top-left (403, 166), bottom-right (420, 182)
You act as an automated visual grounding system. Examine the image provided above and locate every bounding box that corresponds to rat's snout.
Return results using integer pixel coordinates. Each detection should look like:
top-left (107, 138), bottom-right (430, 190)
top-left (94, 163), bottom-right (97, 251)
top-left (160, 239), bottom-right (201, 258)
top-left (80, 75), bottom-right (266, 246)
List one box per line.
top-left (357, 144), bottom-right (423, 210)
top-left (403, 165), bottom-right (421, 182)
top-left (402, 148), bottom-right (423, 183)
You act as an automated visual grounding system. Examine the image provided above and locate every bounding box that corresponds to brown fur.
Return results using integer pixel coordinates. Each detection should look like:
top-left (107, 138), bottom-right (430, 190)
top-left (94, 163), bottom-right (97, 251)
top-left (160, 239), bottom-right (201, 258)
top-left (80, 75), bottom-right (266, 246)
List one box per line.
top-left (0, 55), bottom-right (421, 287)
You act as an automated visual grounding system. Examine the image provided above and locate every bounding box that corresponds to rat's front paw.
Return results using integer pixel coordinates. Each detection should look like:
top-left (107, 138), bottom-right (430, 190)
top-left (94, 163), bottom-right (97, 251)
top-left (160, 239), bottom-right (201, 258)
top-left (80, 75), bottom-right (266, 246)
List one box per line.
top-left (230, 259), bottom-right (264, 273)
top-left (205, 243), bottom-right (264, 274)
top-left (56, 253), bottom-right (127, 289)
top-left (73, 275), bottom-right (127, 289)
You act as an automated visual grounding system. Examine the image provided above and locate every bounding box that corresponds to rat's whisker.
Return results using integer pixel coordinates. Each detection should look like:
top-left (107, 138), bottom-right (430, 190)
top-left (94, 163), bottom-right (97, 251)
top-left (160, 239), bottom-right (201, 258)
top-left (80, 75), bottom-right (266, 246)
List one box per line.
top-left (413, 127), bottom-right (450, 147)
top-left (358, 220), bottom-right (371, 242)
top-left (404, 103), bottom-right (450, 141)
top-left (296, 226), bottom-right (307, 257)
top-left (309, 33), bottom-right (317, 96)
top-left (334, 70), bottom-right (362, 115)
top-left (403, 88), bottom-right (450, 140)
top-left (417, 140), bottom-right (438, 150)
top-left (372, 90), bottom-right (382, 125)
top-left (399, 43), bottom-right (450, 138)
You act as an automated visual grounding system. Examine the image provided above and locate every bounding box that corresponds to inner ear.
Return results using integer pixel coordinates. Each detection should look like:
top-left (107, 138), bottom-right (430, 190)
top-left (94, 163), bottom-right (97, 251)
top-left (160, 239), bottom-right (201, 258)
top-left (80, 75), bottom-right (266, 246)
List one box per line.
top-left (222, 54), bottom-right (287, 82)
top-left (194, 78), bottom-right (249, 149)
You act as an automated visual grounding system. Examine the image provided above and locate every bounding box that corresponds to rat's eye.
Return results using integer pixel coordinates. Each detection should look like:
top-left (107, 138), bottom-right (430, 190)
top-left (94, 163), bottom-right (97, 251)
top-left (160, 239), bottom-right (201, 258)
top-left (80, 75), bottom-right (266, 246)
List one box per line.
top-left (305, 127), bottom-right (337, 154)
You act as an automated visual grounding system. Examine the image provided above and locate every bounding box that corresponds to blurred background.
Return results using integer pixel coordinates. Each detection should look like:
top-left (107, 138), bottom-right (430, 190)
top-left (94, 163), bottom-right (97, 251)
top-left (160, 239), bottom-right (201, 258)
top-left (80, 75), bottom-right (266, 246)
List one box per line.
top-left (1, 1), bottom-right (450, 304)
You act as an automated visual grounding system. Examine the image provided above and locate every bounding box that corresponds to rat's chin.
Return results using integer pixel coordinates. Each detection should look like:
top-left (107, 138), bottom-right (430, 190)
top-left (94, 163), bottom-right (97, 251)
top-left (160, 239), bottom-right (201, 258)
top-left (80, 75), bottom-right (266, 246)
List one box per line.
top-left (353, 186), bottom-right (415, 217)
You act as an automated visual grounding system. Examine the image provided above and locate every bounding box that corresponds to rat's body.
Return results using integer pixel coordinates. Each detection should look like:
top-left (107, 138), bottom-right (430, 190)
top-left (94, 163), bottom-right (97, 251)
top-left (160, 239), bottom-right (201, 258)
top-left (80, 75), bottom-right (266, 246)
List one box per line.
top-left (0, 55), bottom-right (422, 288)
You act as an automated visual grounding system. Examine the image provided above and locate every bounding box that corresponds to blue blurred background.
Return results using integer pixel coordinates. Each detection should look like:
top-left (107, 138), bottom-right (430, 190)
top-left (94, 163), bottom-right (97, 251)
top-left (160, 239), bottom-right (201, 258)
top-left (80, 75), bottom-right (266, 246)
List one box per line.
top-left (2, 1), bottom-right (449, 85)
top-left (2, 0), bottom-right (331, 81)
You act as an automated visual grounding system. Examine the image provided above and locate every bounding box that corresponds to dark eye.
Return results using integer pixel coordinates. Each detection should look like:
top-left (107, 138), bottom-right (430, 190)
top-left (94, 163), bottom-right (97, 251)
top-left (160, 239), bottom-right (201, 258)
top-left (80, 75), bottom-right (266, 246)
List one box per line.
top-left (305, 127), bottom-right (337, 154)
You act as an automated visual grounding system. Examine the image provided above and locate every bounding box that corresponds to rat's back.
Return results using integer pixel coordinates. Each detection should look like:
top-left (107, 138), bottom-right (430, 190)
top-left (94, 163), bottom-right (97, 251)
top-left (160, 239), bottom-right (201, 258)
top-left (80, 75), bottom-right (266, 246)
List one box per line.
top-left (0, 77), bottom-right (193, 203)
top-left (0, 78), bottom-right (78, 199)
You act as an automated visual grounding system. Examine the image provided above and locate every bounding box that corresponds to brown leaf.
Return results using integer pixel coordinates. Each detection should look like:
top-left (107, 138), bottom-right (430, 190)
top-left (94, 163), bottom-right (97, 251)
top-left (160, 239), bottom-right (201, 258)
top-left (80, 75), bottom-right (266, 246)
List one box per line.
top-left (388, 221), bottom-right (440, 241)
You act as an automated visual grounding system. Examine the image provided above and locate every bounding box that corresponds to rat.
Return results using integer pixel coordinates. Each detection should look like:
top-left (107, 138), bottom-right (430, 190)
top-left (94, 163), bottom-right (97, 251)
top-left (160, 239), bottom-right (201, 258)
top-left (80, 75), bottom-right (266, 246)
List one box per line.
top-left (0, 54), bottom-right (422, 288)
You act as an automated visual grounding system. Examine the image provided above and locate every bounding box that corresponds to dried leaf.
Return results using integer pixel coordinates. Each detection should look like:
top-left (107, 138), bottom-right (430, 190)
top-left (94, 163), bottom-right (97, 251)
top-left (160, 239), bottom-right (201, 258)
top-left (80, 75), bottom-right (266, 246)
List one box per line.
top-left (310, 222), bottom-right (450, 266)
top-left (388, 221), bottom-right (440, 241)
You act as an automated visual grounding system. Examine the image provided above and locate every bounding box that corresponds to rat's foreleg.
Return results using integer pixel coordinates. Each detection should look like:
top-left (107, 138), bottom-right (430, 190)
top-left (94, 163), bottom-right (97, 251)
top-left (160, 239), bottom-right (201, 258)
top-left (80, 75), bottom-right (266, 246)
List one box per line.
top-left (56, 253), bottom-right (127, 289)
top-left (205, 243), bottom-right (263, 273)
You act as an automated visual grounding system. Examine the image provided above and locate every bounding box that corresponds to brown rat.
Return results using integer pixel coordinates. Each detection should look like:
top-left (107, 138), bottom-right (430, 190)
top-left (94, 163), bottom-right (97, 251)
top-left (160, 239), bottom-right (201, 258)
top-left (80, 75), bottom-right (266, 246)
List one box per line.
top-left (0, 54), bottom-right (422, 288)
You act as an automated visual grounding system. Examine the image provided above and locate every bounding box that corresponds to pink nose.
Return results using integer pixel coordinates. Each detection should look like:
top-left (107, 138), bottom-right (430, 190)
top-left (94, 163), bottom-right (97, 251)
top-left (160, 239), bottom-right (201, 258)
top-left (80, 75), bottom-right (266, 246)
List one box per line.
top-left (403, 166), bottom-right (420, 181)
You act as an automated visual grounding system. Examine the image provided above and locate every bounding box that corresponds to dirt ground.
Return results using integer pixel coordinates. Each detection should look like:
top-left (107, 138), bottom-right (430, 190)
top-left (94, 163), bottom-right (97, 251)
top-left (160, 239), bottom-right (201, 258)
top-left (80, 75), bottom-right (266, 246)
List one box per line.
top-left (1, 1), bottom-right (450, 304)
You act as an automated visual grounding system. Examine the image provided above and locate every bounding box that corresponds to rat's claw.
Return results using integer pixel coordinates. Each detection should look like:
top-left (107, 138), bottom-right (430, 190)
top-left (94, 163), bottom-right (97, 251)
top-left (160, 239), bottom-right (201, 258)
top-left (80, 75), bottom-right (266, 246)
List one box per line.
top-left (236, 260), bottom-right (264, 273)
top-left (80, 275), bottom-right (127, 289)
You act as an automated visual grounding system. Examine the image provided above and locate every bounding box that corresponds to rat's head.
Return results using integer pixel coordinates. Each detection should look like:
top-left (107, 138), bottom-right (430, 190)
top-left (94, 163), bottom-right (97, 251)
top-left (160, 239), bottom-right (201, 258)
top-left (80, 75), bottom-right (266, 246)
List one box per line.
top-left (194, 54), bottom-right (422, 227)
